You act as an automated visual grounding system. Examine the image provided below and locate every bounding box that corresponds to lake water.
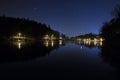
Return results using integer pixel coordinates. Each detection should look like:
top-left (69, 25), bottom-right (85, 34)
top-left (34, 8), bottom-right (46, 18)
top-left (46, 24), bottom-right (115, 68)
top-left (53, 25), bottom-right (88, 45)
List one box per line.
top-left (0, 40), bottom-right (120, 80)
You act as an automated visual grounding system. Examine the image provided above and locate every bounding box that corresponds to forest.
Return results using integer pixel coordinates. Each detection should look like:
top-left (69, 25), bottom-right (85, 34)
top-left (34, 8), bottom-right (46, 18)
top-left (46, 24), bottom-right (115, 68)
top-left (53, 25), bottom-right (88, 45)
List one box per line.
top-left (0, 16), bottom-right (62, 40)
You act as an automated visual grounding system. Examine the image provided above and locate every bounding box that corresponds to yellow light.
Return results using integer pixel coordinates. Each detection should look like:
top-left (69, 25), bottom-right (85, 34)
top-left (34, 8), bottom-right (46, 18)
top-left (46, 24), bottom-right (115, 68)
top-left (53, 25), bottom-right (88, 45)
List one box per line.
top-left (18, 42), bottom-right (21, 49)
top-left (88, 41), bottom-right (91, 45)
top-left (83, 39), bottom-right (86, 42)
top-left (100, 38), bottom-right (103, 42)
top-left (94, 38), bottom-right (97, 42)
top-left (11, 40), bottom-right (24, 49)
top-left (18, 32), bottom-right (22, 37)
top-left (59, 37), bottom-right (62, 39)
top-left (51, 40), bottom-right (54, 47)
top-left (43, 34), bottom-right (50, 40)
top-left (44, 40), bottom-right (49, 47)
top-left (11, 32), bottom-right (27, 42)
top-left (100, 42), bottom-right (103, 46)
top-left (94, 41), bottom-right (97, 46)
top-left (86, 41), bottom-right (89, 44)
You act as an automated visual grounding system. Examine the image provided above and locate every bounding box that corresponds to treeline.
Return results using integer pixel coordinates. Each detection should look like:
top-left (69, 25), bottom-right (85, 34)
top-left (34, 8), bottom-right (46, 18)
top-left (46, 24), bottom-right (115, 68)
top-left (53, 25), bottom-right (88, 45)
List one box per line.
top-left (71, 33), bottom-right (100, 40)
top-left (0, 16), bottom-right (62, 40)
top-left (100, 5), bottom-right (120, 43)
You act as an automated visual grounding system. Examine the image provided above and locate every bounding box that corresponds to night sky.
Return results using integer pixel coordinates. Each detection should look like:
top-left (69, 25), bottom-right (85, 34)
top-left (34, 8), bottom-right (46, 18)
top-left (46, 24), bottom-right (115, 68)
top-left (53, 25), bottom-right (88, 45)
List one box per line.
top-left (0, 0), bottom-right (120, 36)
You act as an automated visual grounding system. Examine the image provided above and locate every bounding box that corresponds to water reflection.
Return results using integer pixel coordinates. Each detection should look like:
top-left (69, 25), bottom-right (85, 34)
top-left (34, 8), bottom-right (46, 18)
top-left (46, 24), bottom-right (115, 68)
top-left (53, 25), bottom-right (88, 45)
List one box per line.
top-left (100, 42), bottom-right (120, 79)
top-left (59, 40), bottom-right (62, 45)
top-left (44, 40), bottom-right (49, 47)
top-left (44, 40), bottom-right (63, 47)
top-left (100, 42), bottom-right (120, 69)
top-left (51, 40), bottom-right (54, 47)
top-left (0, 40), bottom-right (65, 63)
top-left (10, 40), bottom-right (26, 49)
top-left (74, 40), bottom-right (103, 48)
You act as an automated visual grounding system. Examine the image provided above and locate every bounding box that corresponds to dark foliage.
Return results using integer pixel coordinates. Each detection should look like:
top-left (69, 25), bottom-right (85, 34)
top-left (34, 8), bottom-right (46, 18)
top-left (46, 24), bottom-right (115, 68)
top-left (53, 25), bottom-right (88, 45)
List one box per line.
top-left (101, 5), bottom-right (120, 42)
top-left (100, 41), bottom-right (120, 69)
top-left (100, 5), bottom-right (120, 69)
top-left (0, 16), bottom-right (60, 40)
top-left (71, 33), bottom-right (98, 40)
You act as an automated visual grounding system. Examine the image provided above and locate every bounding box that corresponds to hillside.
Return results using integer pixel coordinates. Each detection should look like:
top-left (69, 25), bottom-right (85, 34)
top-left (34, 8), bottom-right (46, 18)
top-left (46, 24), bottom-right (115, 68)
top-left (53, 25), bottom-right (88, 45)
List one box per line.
top-left (0, 16), bottom-right (60, 40)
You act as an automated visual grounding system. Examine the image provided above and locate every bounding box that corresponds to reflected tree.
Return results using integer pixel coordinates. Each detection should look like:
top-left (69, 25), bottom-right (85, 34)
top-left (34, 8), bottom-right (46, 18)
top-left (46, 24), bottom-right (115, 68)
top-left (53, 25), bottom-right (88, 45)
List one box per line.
top-left (100, 42), bottom-right (120, 69)
top-left (0, 40), bottom-right (66, 63)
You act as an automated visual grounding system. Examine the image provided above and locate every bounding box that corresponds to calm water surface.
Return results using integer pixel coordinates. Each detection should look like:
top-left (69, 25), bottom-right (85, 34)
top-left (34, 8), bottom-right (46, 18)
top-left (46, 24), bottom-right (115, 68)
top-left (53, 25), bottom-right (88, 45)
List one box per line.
top-left (0, 40), bottom-right (119, 79)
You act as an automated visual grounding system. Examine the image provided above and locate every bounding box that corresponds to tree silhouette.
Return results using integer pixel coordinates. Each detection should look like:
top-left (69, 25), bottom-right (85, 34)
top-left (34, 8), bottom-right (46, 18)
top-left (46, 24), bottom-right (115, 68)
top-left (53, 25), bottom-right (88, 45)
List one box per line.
top-left (112, 5), bottom-right (120, 19)
top-left (0, 16), bottom-right (61, 40)
top-left (101, 5), bottom-right (120, 42)
top-left (100, 5), bottom-right (120, 70)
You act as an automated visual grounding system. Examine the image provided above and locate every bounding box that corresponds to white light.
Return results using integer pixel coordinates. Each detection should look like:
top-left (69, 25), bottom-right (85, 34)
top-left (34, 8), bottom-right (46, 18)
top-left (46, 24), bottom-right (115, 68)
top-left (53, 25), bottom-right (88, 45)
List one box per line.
top-left (59, 40), bottom-right (62, 45)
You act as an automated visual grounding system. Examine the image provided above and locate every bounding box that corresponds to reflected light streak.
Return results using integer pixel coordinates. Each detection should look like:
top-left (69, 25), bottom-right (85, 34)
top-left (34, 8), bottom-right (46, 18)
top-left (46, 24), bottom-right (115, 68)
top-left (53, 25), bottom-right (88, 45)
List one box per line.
top-left (11, 40), bottom-right (25, 49)
top-left (44, 40), bottom-right (49, 47)
top-left (100, 41), bottom-right (103, 46)
top-left (82, 40), bottom-right (103, 47)
top-left (94, 41), bottom-right (97, 46)
top-left (44, 40), bottom-right (55, 47)
top-left (44, 40), bottom-right (63, 47)
top-left (51, 40), bottom-right (54, 47)
top-left (59, 40), bottom-right (62, 45)
top-left (80, 46), bottom-right (83, 49)
top-left (88, 41), bottom-right (91, 45)
top-left (18, 42), bottom-right (21, 49)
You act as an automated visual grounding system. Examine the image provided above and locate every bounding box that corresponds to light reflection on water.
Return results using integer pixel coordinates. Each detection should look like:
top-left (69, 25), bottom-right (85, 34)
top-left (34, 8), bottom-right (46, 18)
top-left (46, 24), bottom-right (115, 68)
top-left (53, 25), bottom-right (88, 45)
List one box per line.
top-left (8, 40), bottom-right (65, 51)
top-left (0, 40), bottom-right (120, 80)
top-left (9, 40), bottom-right (102, 51)
top-left (44, 40), bottom-right (63, 47)
top-left (10, 40), bottom-right (26, 49)
top-left (75, 40), bottom-right (103, 47)
top-left (0, 40), bottom-right (65, 63)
